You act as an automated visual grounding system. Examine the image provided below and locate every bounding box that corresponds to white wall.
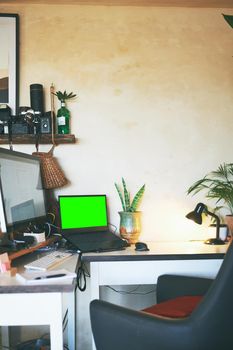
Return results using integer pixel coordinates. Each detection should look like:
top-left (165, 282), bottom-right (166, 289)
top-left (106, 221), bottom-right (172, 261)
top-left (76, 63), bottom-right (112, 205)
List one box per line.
top-left (0, 3), bottom-right (233, 348)
top-left (1, 4), bottom-right (233, 242)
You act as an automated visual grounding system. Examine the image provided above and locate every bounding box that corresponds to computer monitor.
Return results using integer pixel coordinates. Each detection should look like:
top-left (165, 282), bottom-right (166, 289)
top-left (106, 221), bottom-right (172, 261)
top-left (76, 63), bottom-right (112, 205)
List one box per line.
top-left (0, 147), bottom-right (47, 236)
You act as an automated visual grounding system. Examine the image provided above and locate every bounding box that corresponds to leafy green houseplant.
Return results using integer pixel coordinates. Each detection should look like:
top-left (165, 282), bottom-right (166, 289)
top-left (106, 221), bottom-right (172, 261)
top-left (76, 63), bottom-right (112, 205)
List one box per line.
top-left (187, 163), bottom-right (233, 235)
top-left (187, 163), bottom-right (233, 214)
top-left (115, 178), bottom-right (145, 244)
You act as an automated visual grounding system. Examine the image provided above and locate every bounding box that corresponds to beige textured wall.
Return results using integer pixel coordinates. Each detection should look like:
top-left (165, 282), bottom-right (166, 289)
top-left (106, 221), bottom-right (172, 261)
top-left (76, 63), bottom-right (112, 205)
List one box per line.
top-left (1, 4), bottom-right (233, 241)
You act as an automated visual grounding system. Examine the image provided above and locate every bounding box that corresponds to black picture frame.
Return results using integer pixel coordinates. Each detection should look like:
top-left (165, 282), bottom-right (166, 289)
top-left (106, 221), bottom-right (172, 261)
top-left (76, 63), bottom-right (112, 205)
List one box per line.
top-left (0, 13), bottom-right (19, 115)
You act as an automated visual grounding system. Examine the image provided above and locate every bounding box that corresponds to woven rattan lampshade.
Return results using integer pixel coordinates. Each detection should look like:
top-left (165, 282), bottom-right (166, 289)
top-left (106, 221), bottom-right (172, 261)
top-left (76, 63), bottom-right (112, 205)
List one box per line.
top-left (32, 150), bottom-right (68, 189)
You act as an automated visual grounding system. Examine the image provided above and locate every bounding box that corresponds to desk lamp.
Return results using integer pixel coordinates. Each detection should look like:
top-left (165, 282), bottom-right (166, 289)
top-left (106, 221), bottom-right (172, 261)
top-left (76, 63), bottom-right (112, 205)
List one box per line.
top-left (186, 203), bottom-right (225, 245)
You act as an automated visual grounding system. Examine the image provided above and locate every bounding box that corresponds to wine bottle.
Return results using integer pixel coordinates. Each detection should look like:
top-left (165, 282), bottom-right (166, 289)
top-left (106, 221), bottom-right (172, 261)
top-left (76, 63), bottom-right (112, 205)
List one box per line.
top-left (57, 100), bottom-right (70, 134)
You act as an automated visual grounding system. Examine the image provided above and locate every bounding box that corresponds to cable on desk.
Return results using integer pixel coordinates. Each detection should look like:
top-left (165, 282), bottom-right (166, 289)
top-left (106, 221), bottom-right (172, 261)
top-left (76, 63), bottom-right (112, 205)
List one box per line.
top-left (109, 222), bottom-right (117, 233)
top-left (44, 222), bottom-right (62, 238)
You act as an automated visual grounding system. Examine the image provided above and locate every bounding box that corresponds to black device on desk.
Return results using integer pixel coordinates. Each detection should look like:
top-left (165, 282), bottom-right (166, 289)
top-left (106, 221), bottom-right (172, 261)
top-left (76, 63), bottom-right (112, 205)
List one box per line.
top-left (135, 242), bottom-right (149, 251)
top-left (0, 104), bottom-right (11, 134)
top-left (59, 194), bottom-right (128, 253)
top-left (0, 147), bottom-right (47, 251)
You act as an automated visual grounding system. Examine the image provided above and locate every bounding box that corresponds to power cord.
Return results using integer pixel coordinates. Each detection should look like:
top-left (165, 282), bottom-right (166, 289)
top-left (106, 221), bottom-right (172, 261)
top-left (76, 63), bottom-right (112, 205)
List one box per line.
top-left (47, 212), bottom-right (56, 224)
top-left (63, 308), bottom-right (69, 333)
top-left (109, 223), bottom-right (117, 233)
top-left (44, 222), bottom-right (62, 238)
top-left (76, 254), bottom-right (90, 292)
top-left (106, 285), bottom-right (156, 295)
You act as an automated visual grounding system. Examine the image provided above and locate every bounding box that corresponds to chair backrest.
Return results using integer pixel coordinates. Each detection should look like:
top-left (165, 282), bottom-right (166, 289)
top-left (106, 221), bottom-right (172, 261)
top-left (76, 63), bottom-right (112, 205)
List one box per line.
top-left (190, 239), bottom-right (233, 349)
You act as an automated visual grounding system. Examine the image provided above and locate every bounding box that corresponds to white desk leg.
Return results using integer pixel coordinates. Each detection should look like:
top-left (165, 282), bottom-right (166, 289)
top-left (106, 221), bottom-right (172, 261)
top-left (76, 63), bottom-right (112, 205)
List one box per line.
top-left (0, 293), bottom-right (64, 350)
top-left (49, 293), bottom-right (63, 350)
top-left (67, 290), bottom-right (76, 350)
top-left (90, 262), bottom-right (100, 300)
top-left (90, 262), bottom-right (100, 350)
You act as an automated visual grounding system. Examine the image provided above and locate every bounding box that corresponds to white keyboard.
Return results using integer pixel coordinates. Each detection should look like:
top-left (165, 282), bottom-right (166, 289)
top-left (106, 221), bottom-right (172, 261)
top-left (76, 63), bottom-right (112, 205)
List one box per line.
top-left (24, 251), bottom-right (73, 271)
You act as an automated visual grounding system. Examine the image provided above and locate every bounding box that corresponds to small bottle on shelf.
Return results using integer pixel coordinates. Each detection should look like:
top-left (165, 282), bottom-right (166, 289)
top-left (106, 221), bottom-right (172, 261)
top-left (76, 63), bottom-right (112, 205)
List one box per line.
top-left (57, 100), bottom-right (70, 134)
top-left (53, 89), bottom-right (77, 135)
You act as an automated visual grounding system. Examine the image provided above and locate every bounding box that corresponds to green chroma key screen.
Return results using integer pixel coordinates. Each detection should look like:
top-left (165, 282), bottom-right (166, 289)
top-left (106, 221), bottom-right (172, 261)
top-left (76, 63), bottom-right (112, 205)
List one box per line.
top-left (59, 195), bottom-right (108, 229)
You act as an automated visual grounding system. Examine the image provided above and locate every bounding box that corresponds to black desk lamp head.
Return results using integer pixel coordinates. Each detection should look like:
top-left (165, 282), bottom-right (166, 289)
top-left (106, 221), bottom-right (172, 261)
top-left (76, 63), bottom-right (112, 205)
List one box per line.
top-left (186, 203), bottom-right (225, 245)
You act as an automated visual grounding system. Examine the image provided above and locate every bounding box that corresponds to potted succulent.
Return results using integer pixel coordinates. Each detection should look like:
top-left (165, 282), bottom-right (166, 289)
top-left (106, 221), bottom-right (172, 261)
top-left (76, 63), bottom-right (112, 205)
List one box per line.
top-left (187, 163), bottom-right (233, 235)
top-left (115, 178), bottom-right (145, 244)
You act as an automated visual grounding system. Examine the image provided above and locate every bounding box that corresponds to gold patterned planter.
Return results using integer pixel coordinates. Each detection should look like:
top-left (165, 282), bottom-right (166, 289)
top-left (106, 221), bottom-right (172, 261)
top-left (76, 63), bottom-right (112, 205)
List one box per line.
top-left (119, 211), bottom-right (141, 244)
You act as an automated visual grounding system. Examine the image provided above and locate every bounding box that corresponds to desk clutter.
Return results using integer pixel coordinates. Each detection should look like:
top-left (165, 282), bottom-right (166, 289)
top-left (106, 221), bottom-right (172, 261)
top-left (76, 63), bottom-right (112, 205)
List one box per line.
top-left (0, 83), bottom-right (77, 136)
top-left (24, 250), bottom-right (73, 271)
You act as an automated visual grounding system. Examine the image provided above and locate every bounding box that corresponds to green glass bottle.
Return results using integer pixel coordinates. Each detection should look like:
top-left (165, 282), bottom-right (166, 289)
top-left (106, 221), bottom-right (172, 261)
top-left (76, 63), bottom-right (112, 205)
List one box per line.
top-left (57, 100), bottom-right (70, 134)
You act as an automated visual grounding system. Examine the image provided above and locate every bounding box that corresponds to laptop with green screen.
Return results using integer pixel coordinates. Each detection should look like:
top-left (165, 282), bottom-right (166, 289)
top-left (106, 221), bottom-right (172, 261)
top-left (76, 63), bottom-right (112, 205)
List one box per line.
top-left (59, 195), bottom-right (128, 252)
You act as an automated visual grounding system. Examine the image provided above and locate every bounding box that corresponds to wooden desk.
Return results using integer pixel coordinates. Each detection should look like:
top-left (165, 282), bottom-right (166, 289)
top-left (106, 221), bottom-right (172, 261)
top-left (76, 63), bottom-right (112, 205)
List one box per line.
top-left (82, 240), bottom-right (228, 350)
top-left (0, 250), bottom-right (79, 350)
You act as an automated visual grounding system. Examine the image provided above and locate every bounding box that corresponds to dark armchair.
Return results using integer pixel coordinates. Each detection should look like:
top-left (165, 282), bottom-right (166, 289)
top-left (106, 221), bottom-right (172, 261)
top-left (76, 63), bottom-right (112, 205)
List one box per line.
top-left (90, 240), bottom-right (233, 350)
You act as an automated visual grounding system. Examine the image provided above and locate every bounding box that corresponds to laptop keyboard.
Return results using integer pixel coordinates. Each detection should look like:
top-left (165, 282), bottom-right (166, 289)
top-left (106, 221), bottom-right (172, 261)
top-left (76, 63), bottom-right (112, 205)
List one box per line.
top-left (71, 232), bottom-right (120, 243)
top-left (77, 240), bottom-right (127, 252)
top-left (62, 230), bottom-right (128, 252)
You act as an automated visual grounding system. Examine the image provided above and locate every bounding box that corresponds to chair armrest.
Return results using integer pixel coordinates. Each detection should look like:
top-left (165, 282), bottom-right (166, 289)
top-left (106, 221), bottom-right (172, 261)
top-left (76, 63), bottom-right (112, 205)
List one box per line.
top-left (90, 299), bottom-right (195, 350)
top-left (156, 274), bottom-right (213, 303)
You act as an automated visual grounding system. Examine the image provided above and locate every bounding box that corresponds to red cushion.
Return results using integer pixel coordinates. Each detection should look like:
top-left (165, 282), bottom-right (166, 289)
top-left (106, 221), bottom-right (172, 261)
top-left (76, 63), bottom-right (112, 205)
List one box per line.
top-left (142, 295), bottom-right (203, 318)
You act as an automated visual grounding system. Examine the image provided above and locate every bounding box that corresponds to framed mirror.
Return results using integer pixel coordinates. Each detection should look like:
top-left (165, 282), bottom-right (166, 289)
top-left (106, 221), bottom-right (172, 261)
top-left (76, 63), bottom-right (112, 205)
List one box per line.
top-left (0, 14), bottom-right (19, 115)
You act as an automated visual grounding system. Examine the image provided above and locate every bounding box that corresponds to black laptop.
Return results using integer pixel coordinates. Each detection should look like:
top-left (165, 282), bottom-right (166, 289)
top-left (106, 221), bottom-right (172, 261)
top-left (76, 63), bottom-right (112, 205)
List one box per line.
top-left (59, 194), bottom-right (128, 253)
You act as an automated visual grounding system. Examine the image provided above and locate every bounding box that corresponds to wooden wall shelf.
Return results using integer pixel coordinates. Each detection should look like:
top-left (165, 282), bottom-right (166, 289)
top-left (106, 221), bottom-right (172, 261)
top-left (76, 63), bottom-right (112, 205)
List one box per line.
top-left (0, 134), bottom-right (76, 145)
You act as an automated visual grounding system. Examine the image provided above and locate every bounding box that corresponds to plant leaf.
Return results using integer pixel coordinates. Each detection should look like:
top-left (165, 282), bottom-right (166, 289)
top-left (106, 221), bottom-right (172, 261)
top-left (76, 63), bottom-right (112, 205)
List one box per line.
top-left (187, 163), bottom-right (233, 215)
top-left (223, 14), bottom-right (233, 29)
top-left (131, 184), bottom-right (145, 211)
top-left (114, 183), bottom-right (126, 211)
top-left (122, 178), bottom-right (130, 211)
top-left (53, 90), bottom-right (77, 101)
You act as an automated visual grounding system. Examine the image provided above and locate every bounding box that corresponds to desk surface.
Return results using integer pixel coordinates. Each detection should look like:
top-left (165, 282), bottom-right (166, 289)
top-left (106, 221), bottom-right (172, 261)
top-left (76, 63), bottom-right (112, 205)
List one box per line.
top-left (0, 250), bottom-right (79, 294)
top-left (83, 240), bottom-right (228, 262)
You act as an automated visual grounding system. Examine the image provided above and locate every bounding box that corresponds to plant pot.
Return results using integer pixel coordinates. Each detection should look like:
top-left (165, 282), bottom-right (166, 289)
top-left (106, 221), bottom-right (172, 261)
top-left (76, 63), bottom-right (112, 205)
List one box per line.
top-left (225, 215), bottom-right (233, 237)
top-left (119, 211), bottom-right (141, 244)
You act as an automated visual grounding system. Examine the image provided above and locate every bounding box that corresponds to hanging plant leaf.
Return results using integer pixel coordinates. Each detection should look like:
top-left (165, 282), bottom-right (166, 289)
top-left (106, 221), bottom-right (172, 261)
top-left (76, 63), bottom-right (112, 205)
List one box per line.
top-left (223, 14), bottom-right (233, 29)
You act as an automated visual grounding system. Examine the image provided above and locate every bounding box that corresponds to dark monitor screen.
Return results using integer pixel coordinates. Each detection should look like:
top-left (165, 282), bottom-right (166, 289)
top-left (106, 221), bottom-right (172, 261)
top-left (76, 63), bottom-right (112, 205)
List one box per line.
top-left (0, 147), bottom-right (47, 234)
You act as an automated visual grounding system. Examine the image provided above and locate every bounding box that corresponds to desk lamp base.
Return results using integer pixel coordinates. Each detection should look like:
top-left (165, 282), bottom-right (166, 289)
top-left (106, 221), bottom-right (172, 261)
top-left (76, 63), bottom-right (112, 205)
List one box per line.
top-left (204, 238), bottom-right (226, 245)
